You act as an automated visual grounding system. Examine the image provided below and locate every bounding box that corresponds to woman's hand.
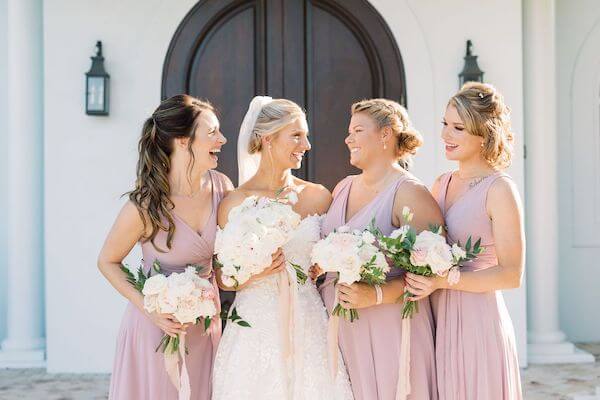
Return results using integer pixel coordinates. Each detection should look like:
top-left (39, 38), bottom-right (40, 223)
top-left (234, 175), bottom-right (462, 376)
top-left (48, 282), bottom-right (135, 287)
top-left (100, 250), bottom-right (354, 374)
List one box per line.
top-left (337, 282), bottom-right (377, 309)
top-left (404, 272), bottom-right (444, 301)
top-left (147, 312), bottom-right (189, 337)
top-left (308, 264), bottom-right (324, 282)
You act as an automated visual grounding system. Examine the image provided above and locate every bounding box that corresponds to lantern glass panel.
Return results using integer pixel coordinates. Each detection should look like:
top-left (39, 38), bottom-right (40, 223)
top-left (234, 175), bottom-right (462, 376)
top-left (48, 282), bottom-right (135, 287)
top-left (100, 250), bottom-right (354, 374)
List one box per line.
top-left (87, 76), bottom-right (105, 112)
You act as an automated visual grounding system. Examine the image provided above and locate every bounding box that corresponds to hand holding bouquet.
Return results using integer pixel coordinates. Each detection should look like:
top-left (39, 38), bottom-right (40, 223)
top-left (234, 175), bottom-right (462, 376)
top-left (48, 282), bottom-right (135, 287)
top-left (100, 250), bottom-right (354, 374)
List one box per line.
top-left (311, 226), bottom-right (389, 321)
top-left (372, 207), bottom-right (483, 318)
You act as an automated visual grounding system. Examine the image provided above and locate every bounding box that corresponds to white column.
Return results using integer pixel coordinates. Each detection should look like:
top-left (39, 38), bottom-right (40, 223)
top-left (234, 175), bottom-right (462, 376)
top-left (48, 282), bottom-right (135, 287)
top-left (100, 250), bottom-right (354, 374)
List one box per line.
top-left (523, 0), bottom-right (593, 364)
top-left (0, 0), bottom-right (45, 368)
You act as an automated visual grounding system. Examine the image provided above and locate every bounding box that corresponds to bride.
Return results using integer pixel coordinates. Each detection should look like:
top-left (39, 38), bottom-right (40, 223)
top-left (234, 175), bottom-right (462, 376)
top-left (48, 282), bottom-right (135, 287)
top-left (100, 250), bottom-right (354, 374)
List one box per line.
top-left (212, 96), bottom-right (353, 400)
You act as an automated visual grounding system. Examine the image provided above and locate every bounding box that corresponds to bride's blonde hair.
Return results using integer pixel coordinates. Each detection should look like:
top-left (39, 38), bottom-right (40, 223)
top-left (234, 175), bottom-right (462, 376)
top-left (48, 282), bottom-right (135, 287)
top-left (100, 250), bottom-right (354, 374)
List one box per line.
top-left (248, 99), bottom-right (306, 153)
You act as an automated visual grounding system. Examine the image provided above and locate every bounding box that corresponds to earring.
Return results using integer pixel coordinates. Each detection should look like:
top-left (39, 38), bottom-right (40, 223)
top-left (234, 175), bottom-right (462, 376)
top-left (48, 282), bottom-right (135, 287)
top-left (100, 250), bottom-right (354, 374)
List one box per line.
top-left (383, 142), bottom-right (387, 150)
top-left (481, 142), bottom-right (484, 148)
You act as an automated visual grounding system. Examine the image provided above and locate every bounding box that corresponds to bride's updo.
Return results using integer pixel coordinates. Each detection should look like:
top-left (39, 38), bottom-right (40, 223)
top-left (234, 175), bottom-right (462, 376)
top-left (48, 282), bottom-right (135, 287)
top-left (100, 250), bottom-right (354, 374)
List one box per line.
top-left (248, 99), bottom-right (306, 153)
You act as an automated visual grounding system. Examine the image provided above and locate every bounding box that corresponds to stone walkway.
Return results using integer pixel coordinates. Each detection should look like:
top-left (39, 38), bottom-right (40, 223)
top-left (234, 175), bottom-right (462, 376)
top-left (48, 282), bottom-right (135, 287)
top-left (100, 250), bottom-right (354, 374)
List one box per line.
top-left (0, 343), bottom-right (598, 400)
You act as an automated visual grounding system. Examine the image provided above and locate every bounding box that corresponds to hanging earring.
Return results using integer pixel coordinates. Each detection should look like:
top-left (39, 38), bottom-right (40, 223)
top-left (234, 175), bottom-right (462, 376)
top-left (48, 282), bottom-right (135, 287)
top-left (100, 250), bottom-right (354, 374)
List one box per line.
top-left (383, 142), bottom-right (387, 150)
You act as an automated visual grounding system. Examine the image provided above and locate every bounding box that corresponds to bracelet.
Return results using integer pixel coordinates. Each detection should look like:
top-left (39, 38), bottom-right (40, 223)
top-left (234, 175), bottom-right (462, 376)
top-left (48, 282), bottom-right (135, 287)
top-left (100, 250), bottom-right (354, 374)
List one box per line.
top-left (375, 284), bottom-right (383, 305)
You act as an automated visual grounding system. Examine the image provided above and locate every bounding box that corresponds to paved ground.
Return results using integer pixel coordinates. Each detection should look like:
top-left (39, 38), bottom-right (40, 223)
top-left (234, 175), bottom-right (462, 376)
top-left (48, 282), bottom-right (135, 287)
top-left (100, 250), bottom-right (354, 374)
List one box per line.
top-left (0, 343), bottom-right (599, 400)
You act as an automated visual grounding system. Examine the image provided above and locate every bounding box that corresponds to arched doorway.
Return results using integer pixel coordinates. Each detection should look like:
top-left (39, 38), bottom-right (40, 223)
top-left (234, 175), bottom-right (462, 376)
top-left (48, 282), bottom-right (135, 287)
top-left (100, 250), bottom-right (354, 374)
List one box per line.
top-left (162, 0), bottom-right (406, 189)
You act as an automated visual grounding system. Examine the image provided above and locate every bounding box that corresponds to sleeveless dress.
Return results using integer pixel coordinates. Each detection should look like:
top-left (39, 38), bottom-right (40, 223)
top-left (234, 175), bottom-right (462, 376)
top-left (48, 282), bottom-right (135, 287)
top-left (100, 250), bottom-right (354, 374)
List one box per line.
top-left (109, 170), bottom-right (230, 400)
top-left (320, 174), bottom-right (438, 400)
top-left (430, 171), bottom-right (522, 400)
top-left (212, 214), bottom-right (354, 400)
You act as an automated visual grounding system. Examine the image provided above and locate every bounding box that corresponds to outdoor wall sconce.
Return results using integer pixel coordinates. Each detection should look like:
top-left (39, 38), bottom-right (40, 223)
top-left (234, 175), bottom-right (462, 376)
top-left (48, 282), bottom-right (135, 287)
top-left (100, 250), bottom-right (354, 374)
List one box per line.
top-left (459, 40), bottom-right (484, 87)
top-left (85, 41), bottom-right (110, 116)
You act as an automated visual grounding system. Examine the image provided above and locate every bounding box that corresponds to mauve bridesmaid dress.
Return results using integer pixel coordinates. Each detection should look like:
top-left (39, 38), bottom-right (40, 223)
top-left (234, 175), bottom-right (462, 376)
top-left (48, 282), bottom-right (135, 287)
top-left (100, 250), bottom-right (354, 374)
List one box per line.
top-left (108, 170), bottom-right (230, 400)
top-left (320, 173), bottom-right (438, 400)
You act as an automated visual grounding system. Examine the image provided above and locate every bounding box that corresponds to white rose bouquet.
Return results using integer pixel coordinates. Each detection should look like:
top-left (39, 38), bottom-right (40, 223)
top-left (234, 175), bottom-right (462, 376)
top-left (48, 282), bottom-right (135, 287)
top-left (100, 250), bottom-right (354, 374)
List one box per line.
top-left (371, 207), bottom-right (483, 318)
top-left (121, 260), bottom-right (218, 353)
top-left (311, 226), bottom-right (390, 322)
top-left (213, 195), bottom-right (302, 287)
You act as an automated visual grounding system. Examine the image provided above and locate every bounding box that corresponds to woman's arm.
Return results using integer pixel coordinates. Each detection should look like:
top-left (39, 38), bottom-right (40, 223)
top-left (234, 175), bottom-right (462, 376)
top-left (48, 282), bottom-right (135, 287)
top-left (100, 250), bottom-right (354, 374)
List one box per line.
top-left (338, 180), bottom-right (444, 308)
top-left (97, 202), bottom-right (187, 336)
top-left (406, 177), bottom-right (525, 296)
top-left (97, 202), bottom-right (147, 311)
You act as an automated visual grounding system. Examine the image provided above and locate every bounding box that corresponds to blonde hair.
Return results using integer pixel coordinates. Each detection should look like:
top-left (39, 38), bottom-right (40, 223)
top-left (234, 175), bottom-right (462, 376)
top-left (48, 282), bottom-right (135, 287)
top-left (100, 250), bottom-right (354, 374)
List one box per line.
top-left (449, 82), bottom-right (514, 169)
top-left (351, 98), bottom-right (423, 167)
top-left (248, 99), bottom-right (306, 153)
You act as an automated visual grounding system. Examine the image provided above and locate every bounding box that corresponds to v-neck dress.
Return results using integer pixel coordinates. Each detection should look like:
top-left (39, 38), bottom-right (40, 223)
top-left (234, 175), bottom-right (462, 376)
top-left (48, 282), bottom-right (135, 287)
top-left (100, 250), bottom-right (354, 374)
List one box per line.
top-left (430, 171), bottom-right (522, 400)
top-left (319, 174), bottom-right (438, 400)
top-left (109, 169), bottom-right (230, 400)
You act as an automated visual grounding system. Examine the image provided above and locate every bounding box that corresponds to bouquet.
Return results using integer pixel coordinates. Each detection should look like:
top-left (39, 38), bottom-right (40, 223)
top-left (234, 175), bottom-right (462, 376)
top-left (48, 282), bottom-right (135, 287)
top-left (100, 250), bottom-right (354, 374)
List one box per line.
top-left (311, 226), bottom-right (389, 321)
top-left (372, 207), bottom-right (483, 318)
top-left (121, 260), bottom-right (218, 353)
top-left (214, 194), bottom-right (302, 287)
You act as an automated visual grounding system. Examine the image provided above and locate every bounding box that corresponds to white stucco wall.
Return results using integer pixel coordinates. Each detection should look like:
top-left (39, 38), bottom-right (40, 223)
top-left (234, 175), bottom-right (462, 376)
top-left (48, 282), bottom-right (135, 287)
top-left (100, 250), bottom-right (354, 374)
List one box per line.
top-left (42, 0), bottom-right (528, 372)
top-left (370, 0), bottom-right (527, 365)
top-left (43, 0), bottom-right (197, 372)
top-left (0, 0), bottom-right (9, 344)
top-left (556, 0), bottom-right (600, 342)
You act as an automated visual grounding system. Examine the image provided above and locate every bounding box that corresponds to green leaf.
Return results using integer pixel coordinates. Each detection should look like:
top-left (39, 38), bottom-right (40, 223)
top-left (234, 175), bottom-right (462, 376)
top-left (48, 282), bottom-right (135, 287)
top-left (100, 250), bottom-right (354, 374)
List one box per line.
top-left (236, 320), bottom-right (251, 327)
top-left (204, 317), bottom-right (212, 332)
top-left (290, 263), bottom-right (308, 285)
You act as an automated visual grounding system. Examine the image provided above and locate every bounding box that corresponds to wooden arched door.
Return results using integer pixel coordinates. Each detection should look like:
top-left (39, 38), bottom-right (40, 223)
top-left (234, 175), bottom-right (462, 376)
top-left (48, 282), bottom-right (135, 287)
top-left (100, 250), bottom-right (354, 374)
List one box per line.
top-left (162, 0), bottom-right (406, 189)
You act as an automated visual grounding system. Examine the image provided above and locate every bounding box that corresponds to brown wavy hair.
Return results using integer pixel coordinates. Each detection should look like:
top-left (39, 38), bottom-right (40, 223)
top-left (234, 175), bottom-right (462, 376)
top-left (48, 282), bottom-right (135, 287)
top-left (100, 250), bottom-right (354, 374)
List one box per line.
top-left (351, 98), bottom-right (423, 169)
top-left (449, 82), bottom-right (514, 169)
top-left (127, 94), bottom-right (214, 250)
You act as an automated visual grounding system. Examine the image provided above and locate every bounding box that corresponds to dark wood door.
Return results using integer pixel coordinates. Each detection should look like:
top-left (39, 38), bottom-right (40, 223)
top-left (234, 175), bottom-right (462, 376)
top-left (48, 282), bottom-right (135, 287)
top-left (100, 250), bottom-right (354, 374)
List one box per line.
top-left (162, 0), bottom-right (405, 189)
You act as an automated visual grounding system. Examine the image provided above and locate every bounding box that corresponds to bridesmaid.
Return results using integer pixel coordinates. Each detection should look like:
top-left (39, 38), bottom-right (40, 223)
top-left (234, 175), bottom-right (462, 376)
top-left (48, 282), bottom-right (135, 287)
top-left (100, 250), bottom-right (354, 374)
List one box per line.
top-left (405, 82), bottom-right (524, 399)
top-left (319, 99), bottom-right (443, 400)
top-left (97, 94), bottom-right (232, 400)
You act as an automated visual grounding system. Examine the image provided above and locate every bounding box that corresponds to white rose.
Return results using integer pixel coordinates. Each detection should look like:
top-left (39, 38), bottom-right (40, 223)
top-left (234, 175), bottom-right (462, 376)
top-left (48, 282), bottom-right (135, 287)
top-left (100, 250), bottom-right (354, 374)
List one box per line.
top-left (173, 295), bottom-right (202, 324)
top-left (451, 243), bottom-right (467, 260)
top-left (143, 294), bottom-right (159, 313)
top-left (413, 231), bottom-right (453, 274)
top-left (157, 291), bottom-right (178, 314)
top-left (361, 231), bottom-right (376, 245)
top-left (142, 274), bottom-right (168, 296)
top-left (167, 273), bottom-right (195, 298)
top-left (197, 299), bottom-right (217, 318)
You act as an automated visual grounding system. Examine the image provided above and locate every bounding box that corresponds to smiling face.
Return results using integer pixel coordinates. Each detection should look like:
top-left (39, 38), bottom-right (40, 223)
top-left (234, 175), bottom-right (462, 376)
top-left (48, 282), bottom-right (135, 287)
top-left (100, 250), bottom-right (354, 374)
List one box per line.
top-left (265, 117), bottom-right (311, 170)
top-left (441, 104), bottom-right (484, 163)
top-left (345, 112), bottom-right (389, 169)
top-left (178, 110), bottom-right (227, 171)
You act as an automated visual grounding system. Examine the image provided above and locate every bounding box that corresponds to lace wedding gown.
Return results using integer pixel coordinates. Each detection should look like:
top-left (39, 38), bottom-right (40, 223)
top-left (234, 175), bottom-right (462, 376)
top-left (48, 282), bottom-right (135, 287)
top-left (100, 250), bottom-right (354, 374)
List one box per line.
top-left (212, 214), bottom-right (353, 400)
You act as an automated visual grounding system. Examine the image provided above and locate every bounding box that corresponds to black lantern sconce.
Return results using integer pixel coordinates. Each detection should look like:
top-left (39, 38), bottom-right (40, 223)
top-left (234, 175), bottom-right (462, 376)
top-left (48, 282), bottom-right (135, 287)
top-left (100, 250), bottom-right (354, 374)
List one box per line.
top-left (85, 41), bottom-right (110, 116)
top-left (458, 40), bottom-right (484, 88)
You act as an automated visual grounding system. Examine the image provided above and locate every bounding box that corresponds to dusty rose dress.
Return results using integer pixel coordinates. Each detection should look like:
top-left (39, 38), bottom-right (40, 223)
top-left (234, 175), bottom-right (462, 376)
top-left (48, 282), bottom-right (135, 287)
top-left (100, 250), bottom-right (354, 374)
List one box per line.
top-left (108, 170), bottom-right (230, 400)
top-left (320, 174), bottom-right (438, 400)
top-left (431, 171), bottom-right (522, 400)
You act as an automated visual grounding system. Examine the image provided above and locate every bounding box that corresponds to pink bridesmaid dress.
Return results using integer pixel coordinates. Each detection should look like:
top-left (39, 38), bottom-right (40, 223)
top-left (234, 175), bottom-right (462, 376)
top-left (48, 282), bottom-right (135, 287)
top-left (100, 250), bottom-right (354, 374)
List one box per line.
top-left (320, 174), bottom-right (438, 400)
top-left (431, 171), bottom-right (522, 400)
top-left (108, 170), bottom-right (229, 400)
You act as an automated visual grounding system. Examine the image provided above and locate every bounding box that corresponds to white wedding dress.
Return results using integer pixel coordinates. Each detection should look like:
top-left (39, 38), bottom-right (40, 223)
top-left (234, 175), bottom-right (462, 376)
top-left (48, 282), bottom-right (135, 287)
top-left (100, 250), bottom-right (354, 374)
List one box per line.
top-left (212, 214), bottom-right (354, 400)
